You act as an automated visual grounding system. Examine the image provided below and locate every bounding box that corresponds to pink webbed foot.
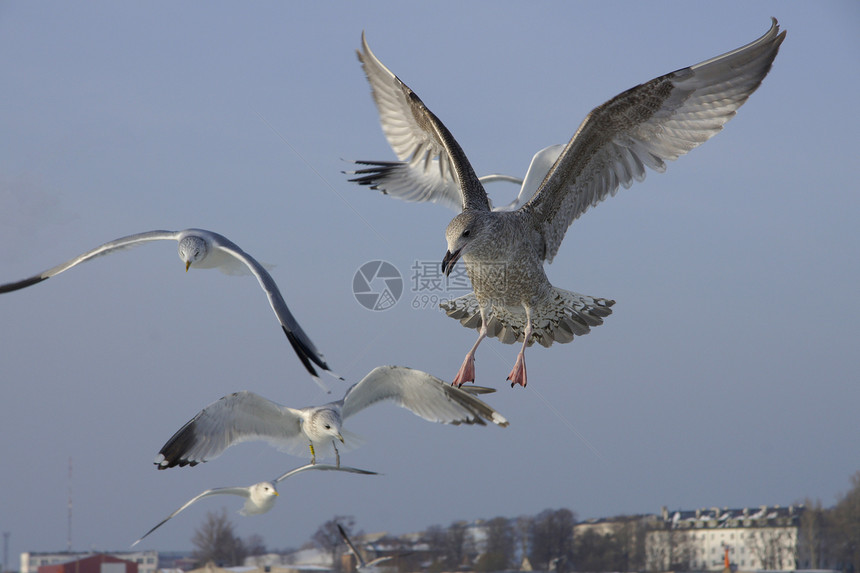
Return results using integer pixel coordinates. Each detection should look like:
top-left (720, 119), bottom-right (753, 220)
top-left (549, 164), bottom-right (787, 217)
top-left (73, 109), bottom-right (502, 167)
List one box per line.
top-left (507, 353), bottom-right (527, 388)
top-left (452, 353), bottom-right (476, 387)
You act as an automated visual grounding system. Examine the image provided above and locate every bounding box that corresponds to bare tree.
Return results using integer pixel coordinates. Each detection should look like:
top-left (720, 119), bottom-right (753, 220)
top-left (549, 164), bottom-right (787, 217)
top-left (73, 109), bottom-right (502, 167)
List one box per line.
top-left (745, 528), bottom-right (796, 570)
top-left (614, 516), bottom-right (648, 571)
top-left (424, 525), bottom-right (448, 572)
top-left (832, 472), bottom-right (860, 573)
top-left (530, 509), bottom-right (576, 572)
top-left (798, 499), bottom-right (828, 569)
top-left (192, 509), bottom-right (248, 566)
top-left (574, 529), bottom-right (623, 572)
top-left (476, 517), bottom-right (515, 572)
top-left (445, 521), bottom-right (470, 570)
top-left (313, 515), bottom-right (356, 573)
top-left (515, 515), bottom-right (534, 568)
top-left (645, 529), bottom-right (694, 571)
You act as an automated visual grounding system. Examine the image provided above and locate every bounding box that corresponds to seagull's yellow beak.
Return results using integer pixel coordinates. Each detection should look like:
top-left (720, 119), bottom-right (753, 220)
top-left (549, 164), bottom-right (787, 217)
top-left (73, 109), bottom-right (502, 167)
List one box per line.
top-left (273, 491), bottom-right (280, 497)
top-left (337, 433), bottom-right (345, 444)
top-left (185, 261), bottom-right (191, 272)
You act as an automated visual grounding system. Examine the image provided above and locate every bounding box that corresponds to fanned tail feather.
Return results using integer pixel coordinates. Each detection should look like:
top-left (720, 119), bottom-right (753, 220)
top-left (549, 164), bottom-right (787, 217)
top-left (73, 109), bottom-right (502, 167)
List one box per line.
top-left (440, 288), bottom-right (614, 348)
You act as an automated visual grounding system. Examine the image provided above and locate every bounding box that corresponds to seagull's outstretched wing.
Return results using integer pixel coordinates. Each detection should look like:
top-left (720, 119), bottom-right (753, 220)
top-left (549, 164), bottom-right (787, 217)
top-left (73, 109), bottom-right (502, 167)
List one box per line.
top-left (338, 523), bottom-right (368, 568)
top-left (207, 232), bottom-right (339, 391)
top-left (354, 32), bottom-right (489, 212)
top-left (525, 19), bottom-right (785, 262)
top-left (0, 230), bottom-right (179, 293)
top-left (349, 146), bottom-right (563, 213)
top-left (0, 227), bottom-right (338, 391)
top-left (340, 365), bottom-right (509, 427)
top-left (338, 523), bottom-right (398, 570)
top-left (273, 463), bottom-right (378, 483)
top-left (364, 556), bottom-right (395, 569)
top-left (155, 391), bottom-right (306, 468)
top-left (131, 486), bottom-right (251, 546)
top-left (349, 161), bottom-right (520, 212)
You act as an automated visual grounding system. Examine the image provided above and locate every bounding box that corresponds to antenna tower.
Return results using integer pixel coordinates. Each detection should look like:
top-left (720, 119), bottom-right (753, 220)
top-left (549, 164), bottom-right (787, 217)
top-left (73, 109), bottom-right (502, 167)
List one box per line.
top-left (3, 531), bottom-right (10, 573)
top-left (67, 457), bottom-right (73, 551)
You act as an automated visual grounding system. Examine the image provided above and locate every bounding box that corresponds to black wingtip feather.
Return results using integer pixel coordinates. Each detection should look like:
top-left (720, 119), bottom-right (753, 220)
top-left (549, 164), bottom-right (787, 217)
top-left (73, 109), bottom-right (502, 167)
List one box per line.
top-left (282, 326), bottom-right (323, 379)
top-left (155, 417), bottom-right (200, 469)
top-left (345, 160), bottom-right (400, 191)
top-left (0, 275), bottom-right (48, 294)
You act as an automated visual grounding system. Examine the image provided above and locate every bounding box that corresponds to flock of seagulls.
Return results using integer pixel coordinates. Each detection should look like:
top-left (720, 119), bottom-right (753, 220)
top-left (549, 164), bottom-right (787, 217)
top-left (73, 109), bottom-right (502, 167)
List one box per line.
top-left (2, 19), bottom-right (784, 550)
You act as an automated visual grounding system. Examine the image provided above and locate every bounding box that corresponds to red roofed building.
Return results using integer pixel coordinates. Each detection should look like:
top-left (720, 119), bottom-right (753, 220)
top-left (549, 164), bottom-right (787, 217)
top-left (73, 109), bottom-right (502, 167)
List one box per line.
top-left (38, 554), bottom-right (138, 573)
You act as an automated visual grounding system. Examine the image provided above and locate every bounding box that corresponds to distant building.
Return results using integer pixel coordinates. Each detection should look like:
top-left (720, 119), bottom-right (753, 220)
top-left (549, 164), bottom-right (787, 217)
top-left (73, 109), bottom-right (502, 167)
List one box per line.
top-left (574, 514), bottom-right (657, 539)
top-left (153, 552), bottom-right (197, 572)
top-left (36, 554), bottom-right (136, 573)
top-left (645, 504), bottom-right (803, 571)
top-left (20, 551), bottom-right (157, 573)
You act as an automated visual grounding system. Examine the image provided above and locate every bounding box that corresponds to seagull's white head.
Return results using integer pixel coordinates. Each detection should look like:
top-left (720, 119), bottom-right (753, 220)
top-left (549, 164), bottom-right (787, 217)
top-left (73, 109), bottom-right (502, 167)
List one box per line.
top-left (443, 210), bottom-right (490, 276)
top-left (307, 408), bottom-right (345, 445)
top-left (178, 235), bottom-right (208, 272)
top-left (240, 481), bottom-right (279, 516)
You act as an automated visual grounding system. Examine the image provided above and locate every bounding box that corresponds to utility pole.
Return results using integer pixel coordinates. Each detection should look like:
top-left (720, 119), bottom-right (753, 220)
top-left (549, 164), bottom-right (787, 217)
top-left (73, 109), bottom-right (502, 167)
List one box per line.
top-left (3, 531), bottom-right (10, 573)
top-left (67, 457), bottom-right (73, 552)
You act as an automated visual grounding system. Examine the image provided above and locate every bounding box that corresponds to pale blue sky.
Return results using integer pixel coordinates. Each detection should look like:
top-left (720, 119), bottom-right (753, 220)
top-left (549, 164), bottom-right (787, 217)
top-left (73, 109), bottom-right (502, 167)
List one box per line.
top-left (1, 0), bottom-right (858, 558)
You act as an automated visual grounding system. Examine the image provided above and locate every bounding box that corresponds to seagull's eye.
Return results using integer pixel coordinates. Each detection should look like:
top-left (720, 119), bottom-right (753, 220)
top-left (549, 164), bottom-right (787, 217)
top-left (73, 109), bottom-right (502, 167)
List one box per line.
top-left (462, 229), bottom-right (471, 238)
top-left (324, 424), bottom-right (331, 430)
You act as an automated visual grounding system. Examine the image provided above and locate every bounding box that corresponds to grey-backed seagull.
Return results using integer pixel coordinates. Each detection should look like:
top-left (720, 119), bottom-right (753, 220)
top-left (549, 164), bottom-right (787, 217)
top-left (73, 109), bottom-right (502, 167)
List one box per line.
top-left (155, 365), bottom-right (508, 469)
top-left (131, 463), bottom-right (376, 546)
top-left (0, 228), bottom-right (339, 390)
top-left (351, 21), bottom-right (785, 387)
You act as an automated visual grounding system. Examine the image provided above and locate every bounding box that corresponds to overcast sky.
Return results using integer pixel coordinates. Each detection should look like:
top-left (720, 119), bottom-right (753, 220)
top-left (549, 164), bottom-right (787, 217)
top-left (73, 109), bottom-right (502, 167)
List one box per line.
top-left (1, 0), bottom-right (858, 561)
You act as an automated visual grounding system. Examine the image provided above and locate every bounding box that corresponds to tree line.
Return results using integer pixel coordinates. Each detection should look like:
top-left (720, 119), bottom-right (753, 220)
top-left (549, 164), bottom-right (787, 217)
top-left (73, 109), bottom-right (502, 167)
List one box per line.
top-left (189, 471), bottom-right (860, 573)
top-left (797, 471), bottom-right (860, 573)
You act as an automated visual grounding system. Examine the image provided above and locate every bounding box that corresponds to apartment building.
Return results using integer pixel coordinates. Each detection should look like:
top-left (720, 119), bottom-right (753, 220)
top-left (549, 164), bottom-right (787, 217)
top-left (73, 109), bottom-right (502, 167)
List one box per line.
top-left (645, 505), bottom-right (802, 571)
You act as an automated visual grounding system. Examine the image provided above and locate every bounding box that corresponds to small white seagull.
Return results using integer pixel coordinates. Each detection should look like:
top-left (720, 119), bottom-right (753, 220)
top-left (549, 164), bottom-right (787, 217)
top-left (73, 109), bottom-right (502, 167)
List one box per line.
top-left (154, 365), bottom-right (508, 469)
top-left (131, 463), bottom-right (376, 546)
top-left (338, 523), bottom-right (398, 571)
top-left (352, 21), bottom-right (785, 388)
top-left (0, 228), bottom-right (339, 391)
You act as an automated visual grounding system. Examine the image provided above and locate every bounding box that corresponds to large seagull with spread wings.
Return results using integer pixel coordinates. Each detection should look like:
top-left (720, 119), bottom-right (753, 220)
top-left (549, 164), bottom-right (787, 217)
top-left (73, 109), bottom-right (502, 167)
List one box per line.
top-left (350, 20), bottom-right (785, 388)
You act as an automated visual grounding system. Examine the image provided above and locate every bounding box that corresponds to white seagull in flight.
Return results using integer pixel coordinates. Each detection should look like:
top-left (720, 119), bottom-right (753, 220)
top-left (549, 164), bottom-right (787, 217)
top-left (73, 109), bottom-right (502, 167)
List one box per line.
top-left (131, 463), bottom-right (377, 546)
top-left (338, 523), bottom-right (402, 571)
top-left (154, 365), bottom-right (508, 469)
top-left (0, 228), bottom-right (339, 391)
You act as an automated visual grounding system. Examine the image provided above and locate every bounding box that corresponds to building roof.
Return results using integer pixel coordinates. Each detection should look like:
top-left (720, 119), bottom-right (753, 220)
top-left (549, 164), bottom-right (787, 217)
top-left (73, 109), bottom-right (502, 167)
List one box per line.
top-left (658, 504), bottom-right (804, 529)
